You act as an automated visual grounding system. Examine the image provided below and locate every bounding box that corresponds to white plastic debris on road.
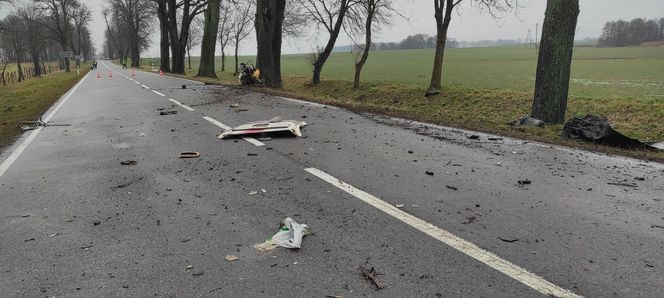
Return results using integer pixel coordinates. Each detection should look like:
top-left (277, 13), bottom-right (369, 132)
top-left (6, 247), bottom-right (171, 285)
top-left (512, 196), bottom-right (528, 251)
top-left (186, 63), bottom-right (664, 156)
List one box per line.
top-left (255, 217), bottom-right (310, 251)
top-left (218, 117), bottom-right (307, 139)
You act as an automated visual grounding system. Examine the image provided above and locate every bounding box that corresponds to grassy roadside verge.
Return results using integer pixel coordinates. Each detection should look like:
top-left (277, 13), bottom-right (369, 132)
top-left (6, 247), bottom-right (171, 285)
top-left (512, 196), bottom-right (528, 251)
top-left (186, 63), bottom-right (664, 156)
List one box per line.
top-left (127, 61), bottom-right (664, 162)
top-left (0, 66), bottom-right (89, 149)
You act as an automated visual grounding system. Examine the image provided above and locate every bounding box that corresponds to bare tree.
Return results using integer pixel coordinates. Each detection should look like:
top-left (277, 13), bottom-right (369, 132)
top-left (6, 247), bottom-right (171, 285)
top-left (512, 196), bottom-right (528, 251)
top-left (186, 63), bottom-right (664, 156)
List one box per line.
top-left (0, 16), bottom-right (26, 81)
top-left (166, 0), bottom-right (207, 74)
top-left (230, 0), bottom-right (255, 74)
top-left (218, 1), bottom-right (232, 72)
top-left (186, 19), bottom-right (202, 70)
top-left (530, 0), bottom-right (579, 123)
top-left (426, 0), bottom-right (519, 96)
top-left (34, 0), bottom-right (81, 72)
top-left (197, 0), bottom-right (220, 77)
top-left (297, 0), bottom-right (356, 85)
top-left (107, 0), bottom-right (154, 67)
top-left (255, 0), bottom-right (286, 88)
top-left (347, 0), bottom-right (394, 89)
top-left (155, 0), bottom-right (171, 72)
top-left (16, 3), bottom-right (48, 76)
top-left (71, 4), bottom-right (91, 59)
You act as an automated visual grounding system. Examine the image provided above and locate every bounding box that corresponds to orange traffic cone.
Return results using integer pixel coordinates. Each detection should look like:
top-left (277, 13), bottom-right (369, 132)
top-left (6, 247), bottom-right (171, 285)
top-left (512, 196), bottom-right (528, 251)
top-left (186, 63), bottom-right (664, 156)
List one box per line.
top-left (109, 71), bottom-right (113, 78)
top-left (159, 69), bottom-right (163, 77)
top-left (131, 71), bottom-right (135, 78)
top-left (96, 72), bottom-right (100, 79)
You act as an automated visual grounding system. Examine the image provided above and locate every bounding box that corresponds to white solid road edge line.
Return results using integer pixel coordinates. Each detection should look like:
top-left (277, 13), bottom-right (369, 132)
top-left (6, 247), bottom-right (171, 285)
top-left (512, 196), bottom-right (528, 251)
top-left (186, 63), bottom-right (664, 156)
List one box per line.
top-left (141, 84), bottom-right (151, 90)
top-left (304, 167), bottom-right (582, 298)
top-left (168, 98), bottom-right (195, 111)
top-left (0, 72), bottom-right (90, 178)
top-left (202, 116), bottom-right (265, 147)
top-left (152, 90), bottom-right (166, 97)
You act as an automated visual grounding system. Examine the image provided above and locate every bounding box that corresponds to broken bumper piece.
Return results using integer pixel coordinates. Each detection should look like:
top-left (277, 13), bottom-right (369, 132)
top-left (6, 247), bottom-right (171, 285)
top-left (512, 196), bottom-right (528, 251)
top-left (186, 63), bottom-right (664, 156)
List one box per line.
top-left (218, 120), bottom-right (308, 139)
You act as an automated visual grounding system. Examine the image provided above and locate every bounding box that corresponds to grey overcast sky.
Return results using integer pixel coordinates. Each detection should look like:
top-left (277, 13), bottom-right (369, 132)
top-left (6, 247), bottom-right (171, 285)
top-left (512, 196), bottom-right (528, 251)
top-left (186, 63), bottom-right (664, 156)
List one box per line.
top-left (3, 0), bottom-right (664, 56)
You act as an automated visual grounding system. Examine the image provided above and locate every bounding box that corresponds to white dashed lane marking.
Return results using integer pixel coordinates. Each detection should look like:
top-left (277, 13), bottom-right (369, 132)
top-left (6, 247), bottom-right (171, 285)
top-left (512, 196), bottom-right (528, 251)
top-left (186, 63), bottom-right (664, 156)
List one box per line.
top-left (304, 167), bottom-right (582, 298)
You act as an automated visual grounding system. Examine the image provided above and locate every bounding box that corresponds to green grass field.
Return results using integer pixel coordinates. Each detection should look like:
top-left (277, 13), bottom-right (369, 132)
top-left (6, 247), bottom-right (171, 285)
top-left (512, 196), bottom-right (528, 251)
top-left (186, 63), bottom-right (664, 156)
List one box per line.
top-left (138, 46), bottom-right (664, 160)
top-left (153, 47), bottom-right (664, 101)
top-left (0, 65), bottom-right (88, 148)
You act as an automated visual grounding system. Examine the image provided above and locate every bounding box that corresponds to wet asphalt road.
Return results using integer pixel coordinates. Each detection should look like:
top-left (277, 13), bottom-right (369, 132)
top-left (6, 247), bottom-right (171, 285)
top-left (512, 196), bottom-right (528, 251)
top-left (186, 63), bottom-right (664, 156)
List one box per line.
top-left (0, 61), bottom-right (662, 297)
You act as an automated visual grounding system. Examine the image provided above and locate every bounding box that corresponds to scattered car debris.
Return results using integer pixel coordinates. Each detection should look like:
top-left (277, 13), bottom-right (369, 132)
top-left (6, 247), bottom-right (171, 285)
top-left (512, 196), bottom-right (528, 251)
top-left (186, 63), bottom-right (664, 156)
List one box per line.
top-left (48, 233), bottom-right (59, 238)
top-left (179, 152), bottom-right (201, 159)
top-left (509, 116), bottom-right (544, 127)
top-left (255, 217), bottom-right (310, 251)
top-left (249, 191), bottom-right (259, 196)
top-left (192, 271), bottom-right (204, 276)
top-left (634, 177), bottom-right (645, 181)
top-left (218, 117), bottom-right (307, 139)
top-left (466, 135), bottom-right (480, 140)
top-left (225, 255), bottom-right (239, 262)
top-left (186, 265), bottom-right (193, 269)
top-left (608, 182), bottom-right (637, 188)
top-left (517, 179), bottom-right (532, 185)
top-left (325, 295), bottom-right (343, 298)
top-left (182, 85), bottom-right (187, 89)
top-left (446, 185), bottom-right (458, 191)
top-left (563, 114), bottom-right (659, 150)
top-left (395, 204), bottom-right (404, 208)
top-left (425, 170), bottom-right (434, 176)
top-left (159, 111), bottom-right (178, 116)
top-left (462, 216), bottom-right (477, 224)
top-left (247, 153), bottom-right (258, 156)
top-left (360, 266), bottom-right (385, 289)
top-left (650, 141), bottom-right (664, 150)
top-left (120, 160), bottom-right (137, 166)
top-left (488, 137), bottom-right (504, 141)
top-left (230, 103), bottom-right (240, 108)
top-left (24, 238), bottom-right (35, 242)
top-left (498, 236), bottom-right (519, 243)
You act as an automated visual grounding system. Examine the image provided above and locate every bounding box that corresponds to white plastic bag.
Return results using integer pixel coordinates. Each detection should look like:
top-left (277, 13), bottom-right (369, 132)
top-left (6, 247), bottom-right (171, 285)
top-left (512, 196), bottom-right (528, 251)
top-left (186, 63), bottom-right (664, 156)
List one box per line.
top-left (255, 217), bottom-right (310, 251)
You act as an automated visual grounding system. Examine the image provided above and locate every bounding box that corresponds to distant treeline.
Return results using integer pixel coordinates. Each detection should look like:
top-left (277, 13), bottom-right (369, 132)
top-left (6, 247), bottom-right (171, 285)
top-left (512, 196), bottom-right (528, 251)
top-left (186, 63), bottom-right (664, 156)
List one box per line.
top-left (334, 34), bottom-right (523, 52)
top-left (598, 17), bottom-right (664, 47)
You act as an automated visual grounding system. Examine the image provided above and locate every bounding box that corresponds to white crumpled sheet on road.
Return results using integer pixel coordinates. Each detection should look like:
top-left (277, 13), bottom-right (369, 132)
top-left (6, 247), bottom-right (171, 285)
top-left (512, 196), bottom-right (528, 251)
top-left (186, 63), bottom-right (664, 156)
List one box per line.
top-left (255, 217), bottom-right (310, 251)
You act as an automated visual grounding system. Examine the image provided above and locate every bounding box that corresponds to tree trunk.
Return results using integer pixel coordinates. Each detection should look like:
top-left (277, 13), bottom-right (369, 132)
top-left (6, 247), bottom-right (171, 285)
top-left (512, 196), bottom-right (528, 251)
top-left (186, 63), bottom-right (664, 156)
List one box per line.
top-left (427, 0), bottom-right (453, 95)
top-left (32, 53), bottom-right (42, 77)
top-left (157, 0), bottom-right (171, 72)
top-left (221, 51), bottom-right (226, 71)
top-left (131, 38), bottom-right (140, 67)
top-left (234, 39), bottom-right (239, 74)
top-left (531, 0), bottom-right (579, 124)
top-left (16, 60), bottom-right (24, 82)
top-left (187, 47), bottom-right (192, 69)
top-left (312, 0), bottom-right (349, 85)
top-left (197, 0), bottom-right (221, 78)
top-left (167, 0), bottom-right (189, 74)
top-left (255, 0), bottom-right (286, 88)
top-left (353, 4), bottom-right (374, 89)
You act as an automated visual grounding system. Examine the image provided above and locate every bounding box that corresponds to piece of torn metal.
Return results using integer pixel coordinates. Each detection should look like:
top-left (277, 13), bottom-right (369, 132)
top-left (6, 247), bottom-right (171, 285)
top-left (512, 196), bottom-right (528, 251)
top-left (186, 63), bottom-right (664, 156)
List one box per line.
top-left (179, 151), bottom-right (201, 158)
top-left (218, 117), bottom-right (307, 139)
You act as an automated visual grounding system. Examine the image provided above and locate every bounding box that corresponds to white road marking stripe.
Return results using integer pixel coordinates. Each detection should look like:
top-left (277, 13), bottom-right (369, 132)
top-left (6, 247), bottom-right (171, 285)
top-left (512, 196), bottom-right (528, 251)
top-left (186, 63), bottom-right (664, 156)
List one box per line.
top-left (141, 85), bottom-right (150, 90)
top-left (152, 90), bottom-right (166, 97)
top-left (1, 73), bottom-right (90, 178)
top-left (304, 167), bottom-right (582, 298)
top-left (278, 96), bottom-right (338, 109)
top-left (203, 116), bottom-right (265, 147)
top-left (241, 137), bottom-right (265, 147)
top-left (135, 81), bottom-right (141, 85)
top-left (167, 98), bottom-right (195, 111)
top-left (203, 116), bottom-right (231, 130)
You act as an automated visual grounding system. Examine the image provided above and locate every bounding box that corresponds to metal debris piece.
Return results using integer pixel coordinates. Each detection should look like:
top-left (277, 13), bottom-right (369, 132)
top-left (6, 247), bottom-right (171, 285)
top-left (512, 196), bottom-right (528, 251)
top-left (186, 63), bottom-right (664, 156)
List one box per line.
top-left (179, 152), bottom-right (201, 159)
top-left (517, 179), bottom-right (532, 185)
top-left (120, 160), bottom-right (137, 166)
top-left (218, 117), bottom-right (307, 139)
top-left (360, 266), bottom-right (385, 289)
top-left (159, 110), bottom-right (178, 116)
top-left (498, 236), bottom-right (519, 243)
top-left (225, 255), bottom-right (239, 262)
